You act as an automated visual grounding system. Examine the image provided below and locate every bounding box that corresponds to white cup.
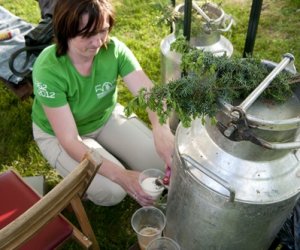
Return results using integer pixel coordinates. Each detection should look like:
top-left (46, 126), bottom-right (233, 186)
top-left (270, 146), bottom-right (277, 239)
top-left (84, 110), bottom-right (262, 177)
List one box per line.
top-left (139, 169), bottom-right (165, 199)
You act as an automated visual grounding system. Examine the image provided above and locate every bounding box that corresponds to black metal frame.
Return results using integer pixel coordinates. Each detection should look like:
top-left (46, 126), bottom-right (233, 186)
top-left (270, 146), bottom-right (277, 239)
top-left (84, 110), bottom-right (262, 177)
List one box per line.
top-left (243, 0), bottom-right (263, 57)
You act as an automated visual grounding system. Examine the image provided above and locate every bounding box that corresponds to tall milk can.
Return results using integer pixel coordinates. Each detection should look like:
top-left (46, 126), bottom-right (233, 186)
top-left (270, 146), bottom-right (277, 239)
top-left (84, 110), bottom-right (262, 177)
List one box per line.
top-left (161, 1), bottom-right (234, 84)
top-left (164, 55), bottom-right (300, 249)
top-left (161, 1), bottom-right (234, 130)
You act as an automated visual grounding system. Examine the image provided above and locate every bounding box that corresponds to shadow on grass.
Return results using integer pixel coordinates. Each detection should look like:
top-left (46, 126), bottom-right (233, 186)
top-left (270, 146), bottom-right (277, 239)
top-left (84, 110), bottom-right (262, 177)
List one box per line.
top-left (62, 196), bottom-right (141, 250)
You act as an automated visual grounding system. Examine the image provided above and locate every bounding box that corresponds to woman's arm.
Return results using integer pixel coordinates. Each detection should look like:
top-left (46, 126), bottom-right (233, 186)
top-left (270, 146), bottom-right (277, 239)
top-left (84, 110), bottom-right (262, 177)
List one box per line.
top-left (43, 104), bottom-right (127, 177)
top-left (43, 103), bottom-right (153, 205)
top-left (123, 70), bottom-right (175, 167)
top-left (43, 104), bottom-right (88, 162)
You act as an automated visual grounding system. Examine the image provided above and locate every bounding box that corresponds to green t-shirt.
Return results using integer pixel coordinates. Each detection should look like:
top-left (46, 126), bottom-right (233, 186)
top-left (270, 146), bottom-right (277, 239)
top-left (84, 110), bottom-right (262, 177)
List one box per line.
top-left (32, 37), bottom-right (141, 135)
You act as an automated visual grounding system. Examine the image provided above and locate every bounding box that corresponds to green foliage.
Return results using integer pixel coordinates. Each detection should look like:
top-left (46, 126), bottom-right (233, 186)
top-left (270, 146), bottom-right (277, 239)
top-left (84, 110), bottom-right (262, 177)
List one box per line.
top-left (126, 39), bottom-right (295, 127)
top-left (154, 0), bottom-right (179, 28)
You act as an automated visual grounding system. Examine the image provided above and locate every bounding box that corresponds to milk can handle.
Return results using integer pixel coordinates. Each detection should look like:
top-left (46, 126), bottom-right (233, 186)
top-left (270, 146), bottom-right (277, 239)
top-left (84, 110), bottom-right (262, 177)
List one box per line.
top-left (224, 54), bottom-right (296, 140)
top-left (238, 53), bottom-right (294, 112)
top-left (217, 14), bottom-right (234, 32)
top-left (244, 135), bottom-right (300, 150)
top-left (192, 2), bottom-right (234, 33)
top-left (191, 1), bottom-right (211, 22)
top-left (181, 154), bottom-right (236, 202)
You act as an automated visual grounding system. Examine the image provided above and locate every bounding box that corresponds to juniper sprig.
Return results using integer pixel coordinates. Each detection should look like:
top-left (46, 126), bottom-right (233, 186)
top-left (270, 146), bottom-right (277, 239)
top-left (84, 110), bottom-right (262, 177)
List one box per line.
top-left (125, 37), bottom-right (298, 127)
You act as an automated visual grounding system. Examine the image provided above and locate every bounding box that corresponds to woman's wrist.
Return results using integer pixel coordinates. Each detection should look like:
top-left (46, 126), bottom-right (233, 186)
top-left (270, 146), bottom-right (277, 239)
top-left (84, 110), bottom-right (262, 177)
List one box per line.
top-left (98, 158), bottom-right (126, 183)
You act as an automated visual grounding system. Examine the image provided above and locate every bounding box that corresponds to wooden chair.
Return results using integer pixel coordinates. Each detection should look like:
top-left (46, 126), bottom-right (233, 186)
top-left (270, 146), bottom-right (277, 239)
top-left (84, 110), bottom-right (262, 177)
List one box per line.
top-left (0, 149), bottom-right (102, 250)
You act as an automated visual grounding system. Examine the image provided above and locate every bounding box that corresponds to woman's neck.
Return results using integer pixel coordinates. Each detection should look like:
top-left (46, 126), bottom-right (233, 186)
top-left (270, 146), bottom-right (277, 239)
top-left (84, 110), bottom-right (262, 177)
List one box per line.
top-left (68, 49), bottom-right (94, 76)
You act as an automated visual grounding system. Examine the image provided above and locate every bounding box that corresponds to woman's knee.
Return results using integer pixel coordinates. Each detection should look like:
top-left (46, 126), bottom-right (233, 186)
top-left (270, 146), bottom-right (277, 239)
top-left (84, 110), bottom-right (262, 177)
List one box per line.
top-left (86, 173), bottom-right (127, 206)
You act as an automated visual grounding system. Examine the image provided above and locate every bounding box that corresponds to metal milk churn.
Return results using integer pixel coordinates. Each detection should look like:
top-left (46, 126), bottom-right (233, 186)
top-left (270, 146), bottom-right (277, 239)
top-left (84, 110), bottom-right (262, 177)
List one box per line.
top-left (160, 1), bottom-right (234, 84)
top-left (164, 54), bottom-right (300, 249)
top-left (161, 1), bottom-right (234, 131)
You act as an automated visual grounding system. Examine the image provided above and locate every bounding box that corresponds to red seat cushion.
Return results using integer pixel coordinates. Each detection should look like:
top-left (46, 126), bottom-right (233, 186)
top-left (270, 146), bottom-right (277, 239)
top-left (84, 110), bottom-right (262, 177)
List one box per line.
top-left (0, 170), bottom-right (73, 250)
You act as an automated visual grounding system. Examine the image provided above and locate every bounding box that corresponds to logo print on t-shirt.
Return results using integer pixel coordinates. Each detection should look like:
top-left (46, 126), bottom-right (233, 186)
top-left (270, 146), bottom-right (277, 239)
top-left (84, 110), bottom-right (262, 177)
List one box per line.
top-left (95, 82), bottom-right (113, 99)
top-left (36, 82), bottom-right (55, 98)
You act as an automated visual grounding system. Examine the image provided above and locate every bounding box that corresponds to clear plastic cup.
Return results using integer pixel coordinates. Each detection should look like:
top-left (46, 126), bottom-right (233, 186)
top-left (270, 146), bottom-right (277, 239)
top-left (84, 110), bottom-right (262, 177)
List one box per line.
top-left (146, 237), bottom-right (180, 250)
top-left (131, 206), bottom-right (166, 250)
top-left (139, 169), bottom-right (165, 200)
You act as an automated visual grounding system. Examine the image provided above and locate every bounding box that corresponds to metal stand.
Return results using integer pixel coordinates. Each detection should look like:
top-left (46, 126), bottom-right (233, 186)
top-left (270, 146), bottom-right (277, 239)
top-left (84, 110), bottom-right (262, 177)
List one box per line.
top-left (183, 0), bottom-right (192, 41)
top-left (243, 0), bottom-right (263, 57)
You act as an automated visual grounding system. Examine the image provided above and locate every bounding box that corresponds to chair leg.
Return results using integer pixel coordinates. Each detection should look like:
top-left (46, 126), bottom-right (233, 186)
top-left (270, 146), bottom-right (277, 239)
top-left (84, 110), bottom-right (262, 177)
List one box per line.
top-left (70, 196), bottom-right (100, 250)
top-left (69, 223), bottom-right (93, 249)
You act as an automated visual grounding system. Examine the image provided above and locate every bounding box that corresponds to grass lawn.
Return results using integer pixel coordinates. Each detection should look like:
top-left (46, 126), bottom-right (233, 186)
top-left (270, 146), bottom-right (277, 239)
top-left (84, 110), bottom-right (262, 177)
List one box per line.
top-left (0, 0), bottom-right (299, 249)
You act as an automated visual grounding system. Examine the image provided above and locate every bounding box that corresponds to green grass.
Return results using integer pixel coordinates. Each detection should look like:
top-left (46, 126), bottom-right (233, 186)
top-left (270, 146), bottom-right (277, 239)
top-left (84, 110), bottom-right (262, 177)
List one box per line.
top-left (0, 0), bottom-right (299, 249)
top-left (222, 0), bottom-right (300, 63)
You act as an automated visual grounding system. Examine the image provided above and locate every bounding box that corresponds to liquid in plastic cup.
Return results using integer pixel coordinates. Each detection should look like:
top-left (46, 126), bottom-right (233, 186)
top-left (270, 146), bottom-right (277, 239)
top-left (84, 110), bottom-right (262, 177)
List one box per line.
top-left (146, 237), bottom-right (181, 250)
top-left (131, 206), bottom-right (166, 250)
top-left (139, 169), bottom-right (165, 200)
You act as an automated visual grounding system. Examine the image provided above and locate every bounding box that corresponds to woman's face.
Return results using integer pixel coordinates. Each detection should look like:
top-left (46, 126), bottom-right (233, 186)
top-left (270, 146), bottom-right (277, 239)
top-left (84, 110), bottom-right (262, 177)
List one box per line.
top-left (68, 14), bottom-right (110, 58)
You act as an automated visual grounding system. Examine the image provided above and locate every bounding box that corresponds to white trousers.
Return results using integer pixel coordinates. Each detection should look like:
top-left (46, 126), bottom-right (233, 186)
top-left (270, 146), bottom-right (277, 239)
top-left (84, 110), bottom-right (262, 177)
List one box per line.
top-left (32, 103), bottom-right (164, 206)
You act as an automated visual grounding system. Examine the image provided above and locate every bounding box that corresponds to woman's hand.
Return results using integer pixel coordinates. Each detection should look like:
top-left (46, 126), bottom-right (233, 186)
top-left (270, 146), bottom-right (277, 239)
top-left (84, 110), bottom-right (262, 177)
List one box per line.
top-left (152, 123), bottom-right (174, 168)
top-left (98, 158), bottom-right (156, 206)
top-left (123, 69), bottom-right (175, 167)
top-left (117, 169), bottom-right (155, 206)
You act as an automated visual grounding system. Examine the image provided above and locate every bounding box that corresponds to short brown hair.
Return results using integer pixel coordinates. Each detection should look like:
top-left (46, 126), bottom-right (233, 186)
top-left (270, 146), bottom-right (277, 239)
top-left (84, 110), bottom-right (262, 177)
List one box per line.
top-left (53, 0), bottom-right (115, 56)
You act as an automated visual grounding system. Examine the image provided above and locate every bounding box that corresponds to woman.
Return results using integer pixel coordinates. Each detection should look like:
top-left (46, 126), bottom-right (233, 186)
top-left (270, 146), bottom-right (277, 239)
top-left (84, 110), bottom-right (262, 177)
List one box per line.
top-left (31, 0), bottom-right (174, 206)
